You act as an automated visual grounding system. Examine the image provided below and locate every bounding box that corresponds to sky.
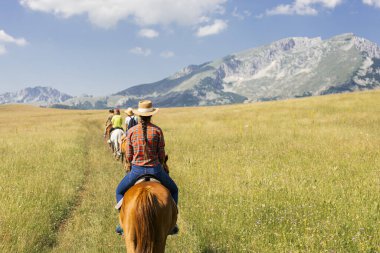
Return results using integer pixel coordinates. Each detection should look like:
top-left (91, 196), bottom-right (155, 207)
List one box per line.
top-left (0, 0), bottom-right (380, 96)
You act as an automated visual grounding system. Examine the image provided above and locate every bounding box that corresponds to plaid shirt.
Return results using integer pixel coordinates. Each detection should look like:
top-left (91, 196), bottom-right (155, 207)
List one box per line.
top-left (126, 123), bottom-right (165, 166)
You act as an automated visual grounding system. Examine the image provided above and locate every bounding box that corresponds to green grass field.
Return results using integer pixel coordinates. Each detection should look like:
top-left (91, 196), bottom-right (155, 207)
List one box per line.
top-left (1, 91), bottom-right (379, 252)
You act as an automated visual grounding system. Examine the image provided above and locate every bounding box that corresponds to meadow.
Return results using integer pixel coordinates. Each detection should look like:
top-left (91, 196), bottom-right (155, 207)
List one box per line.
top-left (0, 90), bottom-right (379, 252)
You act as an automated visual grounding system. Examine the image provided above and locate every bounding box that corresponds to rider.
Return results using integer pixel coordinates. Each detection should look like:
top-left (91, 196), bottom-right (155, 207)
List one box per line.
top-left (115, 100), bottom-right (179, 234)
top-left (104, 109), bottom-right (114, 137)
top-left (124, 107), bottom-right (138, 133)
top-left (108, 109), bottom-right (124, 144)
top-left (106, 109), bottom-right (114, 126)
top-left (111, 109), bottom-right (124, 131)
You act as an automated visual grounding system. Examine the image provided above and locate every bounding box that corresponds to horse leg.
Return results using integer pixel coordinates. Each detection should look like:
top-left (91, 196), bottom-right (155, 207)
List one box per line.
top-left (114, 144), bottom-right (118, 158)
top-left (115, 142), bottom-right (120, 160)
top-left (111, 142), bottom-right (115, 155)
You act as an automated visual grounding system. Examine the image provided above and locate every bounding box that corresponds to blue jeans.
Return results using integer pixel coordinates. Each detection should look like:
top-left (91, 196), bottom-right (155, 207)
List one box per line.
top-left (115, 164), bottom-right (178, 205)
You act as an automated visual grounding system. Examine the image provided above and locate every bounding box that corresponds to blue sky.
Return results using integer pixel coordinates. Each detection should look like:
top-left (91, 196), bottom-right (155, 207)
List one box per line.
top-left (1, 0), bottom-right (380, 96)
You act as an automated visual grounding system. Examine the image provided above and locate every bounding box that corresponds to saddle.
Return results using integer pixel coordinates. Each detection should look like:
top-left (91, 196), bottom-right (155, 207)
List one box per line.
top-left (115, 175), bottom-right (161, 210)
top-left (134, 175), bottom-right (161, 185)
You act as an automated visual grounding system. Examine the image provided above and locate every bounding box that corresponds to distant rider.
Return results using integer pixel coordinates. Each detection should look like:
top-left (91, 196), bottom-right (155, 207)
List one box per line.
top-left (104, 109), bottom-right (114, 137)
top-left (106, 109), bottom-right (114, 126)
top-left (124, 107), bottom-right (138, 133)
top-left (111, 109), bottom-right (123, 130)
top-left (108, 109), bottom-right (124, 143)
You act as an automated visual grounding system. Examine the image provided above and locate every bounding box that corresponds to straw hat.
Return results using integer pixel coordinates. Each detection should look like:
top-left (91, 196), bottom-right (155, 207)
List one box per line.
top-left (132, 100), bottom-right (159, 116)
top-left (124, 107), bottom-right (133, 116)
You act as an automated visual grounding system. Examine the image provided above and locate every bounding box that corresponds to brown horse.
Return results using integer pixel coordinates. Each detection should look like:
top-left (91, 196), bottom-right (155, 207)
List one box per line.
top-left (120, 135), bottom-right (128, 167)
top-left (104, 124), bottom-right (113, 147)
top-left (119, 181), bottom-right (177, 253)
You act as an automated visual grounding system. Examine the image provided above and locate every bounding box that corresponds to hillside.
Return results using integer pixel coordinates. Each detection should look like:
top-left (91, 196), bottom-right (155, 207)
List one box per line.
top-left (0, 86), bottom-right (72, 106)
top-left (3, 34), bottom-right (380, 109)
top-left (60, 33), bottom-right (380, 109)
top-left (1, 90), bottom-right (379, 252)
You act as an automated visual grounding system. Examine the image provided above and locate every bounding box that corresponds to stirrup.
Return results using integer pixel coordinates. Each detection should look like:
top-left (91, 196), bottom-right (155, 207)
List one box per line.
top-left (115, 198), bottom-right (123, 210)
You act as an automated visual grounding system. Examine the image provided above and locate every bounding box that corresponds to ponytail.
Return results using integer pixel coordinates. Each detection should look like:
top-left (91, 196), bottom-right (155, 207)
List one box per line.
top-left (139, 116), bottom-right (151, 159)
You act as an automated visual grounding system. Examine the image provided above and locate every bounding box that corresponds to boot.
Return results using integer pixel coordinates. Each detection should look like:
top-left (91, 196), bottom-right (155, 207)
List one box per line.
top-left (115, 225), bottom-right (124, 235)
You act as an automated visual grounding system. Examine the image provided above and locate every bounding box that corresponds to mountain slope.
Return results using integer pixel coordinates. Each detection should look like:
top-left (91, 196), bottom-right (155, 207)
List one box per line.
top-left (0, 86), bottom-right (73, 106)
top-left (112, 33), bottom-right (380, 107)
top-left (54, 33), bottom-right (380, 109)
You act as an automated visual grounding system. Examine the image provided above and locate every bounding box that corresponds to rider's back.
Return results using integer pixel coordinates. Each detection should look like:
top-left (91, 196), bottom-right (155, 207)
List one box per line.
top-left (112, 115), bottom-right (123, 129)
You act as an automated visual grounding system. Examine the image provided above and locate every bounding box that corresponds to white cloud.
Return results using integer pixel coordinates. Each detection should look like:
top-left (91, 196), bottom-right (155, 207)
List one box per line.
top-left (266, 4), bottom-right (317, 15)
top-left (196, 19), bottom-right (227, 37)
top-left (138, 29), bottom-right (159, 38)
top-left (129, 47), bottom-right (151, 56)
top-left (160, 50), bottom-right (175, 58)
top-left (232, 7), bottom-right (251, 20)
top-left (0, 30), bottom-right (28, 56)
top-left (20, 0), bottom-right (227, 29)
top-left (363, 0), bottom-right (380, 8)
top-left (266, 0), bottom-right (343, 16)
top-left (0, 30), bottom-right (28, 46)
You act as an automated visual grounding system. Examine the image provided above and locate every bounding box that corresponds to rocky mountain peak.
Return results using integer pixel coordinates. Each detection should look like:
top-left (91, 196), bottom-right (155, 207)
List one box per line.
top-left (3, 33), bottom-right (379, 109)
top-left (0, 86), bottom-right (73, 105)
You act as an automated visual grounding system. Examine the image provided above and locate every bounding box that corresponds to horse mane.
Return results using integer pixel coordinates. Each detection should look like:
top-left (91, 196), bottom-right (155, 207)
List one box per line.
top-left (135, 185), bottom-right (159, 253)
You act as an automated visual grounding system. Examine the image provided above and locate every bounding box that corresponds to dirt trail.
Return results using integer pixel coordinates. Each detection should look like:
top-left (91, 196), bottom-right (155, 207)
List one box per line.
top-left (48, 121), bottom-right (126, 252)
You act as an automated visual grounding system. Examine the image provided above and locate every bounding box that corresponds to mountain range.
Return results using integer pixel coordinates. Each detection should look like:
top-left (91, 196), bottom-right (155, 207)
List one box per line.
top-left (0, 86), bottom-right (72, 106)
top-left (1, 33), bottom-right (380, 109)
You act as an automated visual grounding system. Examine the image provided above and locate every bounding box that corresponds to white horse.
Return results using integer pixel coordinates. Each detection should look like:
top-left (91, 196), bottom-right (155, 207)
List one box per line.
top-left (110, 129), bottom-right (124, 159)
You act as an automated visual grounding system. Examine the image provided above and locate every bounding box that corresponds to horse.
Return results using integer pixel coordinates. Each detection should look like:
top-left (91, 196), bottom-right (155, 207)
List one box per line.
top-left (120, 136), bottom-right (130, 169)
top-left (104, 124), bottom-right (113, 147)
top-left (110, 128), bottom-right (124, 159)
top-left (119, 181), bottom-right (178, 253)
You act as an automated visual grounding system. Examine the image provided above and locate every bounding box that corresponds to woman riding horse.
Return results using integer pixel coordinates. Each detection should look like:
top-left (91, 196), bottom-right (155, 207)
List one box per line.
top-left (111, 108), bottom-right (123, 132)
top-left (115, 100), bottom-right (179, 235)
top-left (108, 108), bottom-right (123, 143)
top-left (106, 109), bottom-right (114, 126)
top-left (103, 109), bottom-right (114, 138)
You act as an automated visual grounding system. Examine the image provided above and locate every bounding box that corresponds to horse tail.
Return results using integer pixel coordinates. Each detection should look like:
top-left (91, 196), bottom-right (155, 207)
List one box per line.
top-left (135, 186), bottom-right (158, 253)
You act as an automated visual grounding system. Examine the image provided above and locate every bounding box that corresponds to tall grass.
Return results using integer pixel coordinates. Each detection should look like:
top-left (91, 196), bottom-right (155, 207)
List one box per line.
top-left (0, 106), bottom-right (110, 252)
top-left (163, 91), bottom-right (380, 252)
top-left (0, 91), bottom-right (379, 252)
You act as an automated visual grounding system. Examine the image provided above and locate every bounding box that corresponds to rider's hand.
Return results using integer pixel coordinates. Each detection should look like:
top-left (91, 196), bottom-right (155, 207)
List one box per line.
top-left (125, 163), bottom-right (131, 173)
